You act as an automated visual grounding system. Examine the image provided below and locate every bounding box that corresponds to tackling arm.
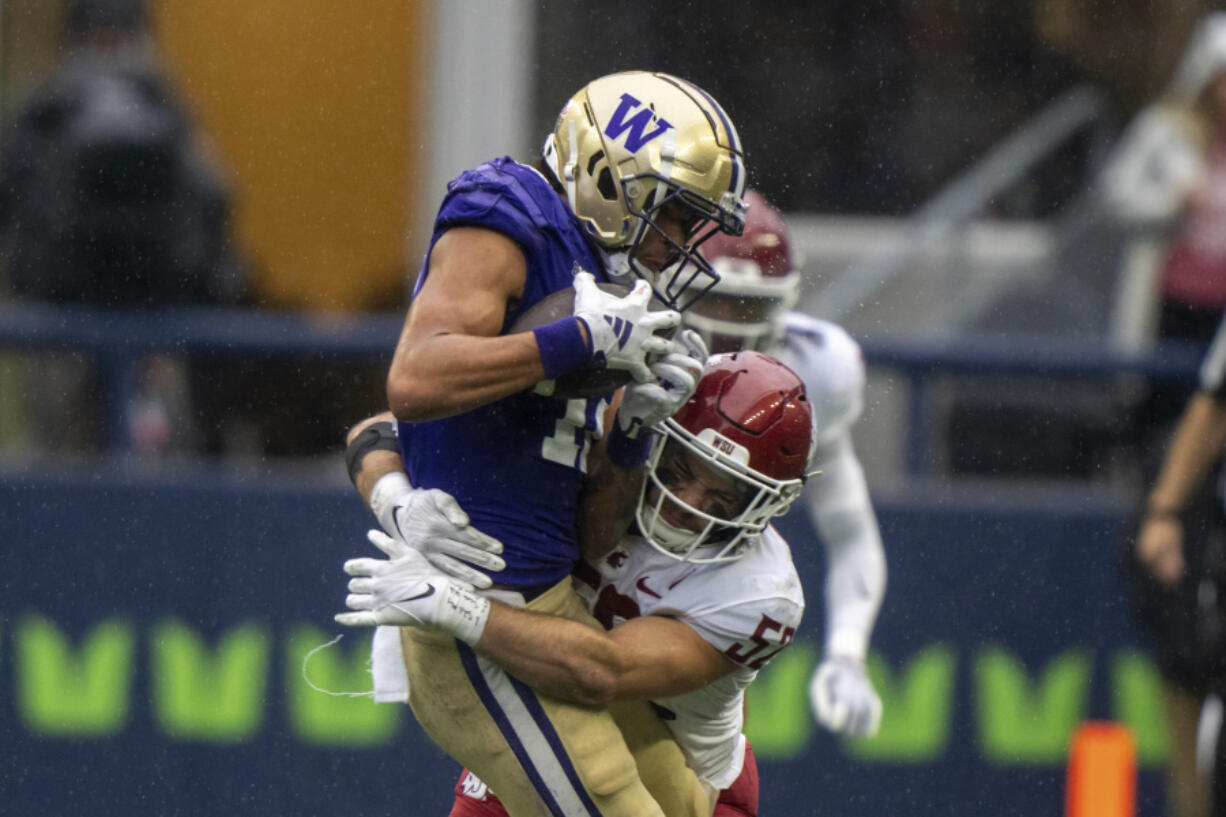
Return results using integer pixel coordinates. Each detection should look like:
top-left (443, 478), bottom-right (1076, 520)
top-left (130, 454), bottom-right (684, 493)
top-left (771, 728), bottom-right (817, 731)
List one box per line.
top-left (577, 443), bottom-right (643, 563)
top-left (340, 543), bottom-right (737, 708)
top-left (475, 604), bottom-right (736, 707)
top-left (576, 393), bottom-right (644, 563)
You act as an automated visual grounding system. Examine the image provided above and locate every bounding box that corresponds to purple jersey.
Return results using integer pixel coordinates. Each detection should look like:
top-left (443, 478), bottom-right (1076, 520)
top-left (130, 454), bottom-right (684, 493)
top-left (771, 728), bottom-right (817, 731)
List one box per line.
top-left (398, 158), bottom-right (610, 586)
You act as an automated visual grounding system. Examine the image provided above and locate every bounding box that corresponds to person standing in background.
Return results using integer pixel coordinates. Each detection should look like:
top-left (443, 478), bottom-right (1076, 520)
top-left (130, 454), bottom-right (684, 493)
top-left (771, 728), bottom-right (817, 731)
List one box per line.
top-left (1104, 17), bottom-right (1226, 817)
top-left (0, 0), bottom-right (244, 454)
top-left (1136, 312), bottom-right (1226, 817)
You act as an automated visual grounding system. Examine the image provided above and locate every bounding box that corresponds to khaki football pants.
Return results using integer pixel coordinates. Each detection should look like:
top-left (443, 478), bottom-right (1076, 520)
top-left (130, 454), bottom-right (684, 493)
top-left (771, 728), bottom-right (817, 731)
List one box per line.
top-left (400, 578), bottom-right (714, 817)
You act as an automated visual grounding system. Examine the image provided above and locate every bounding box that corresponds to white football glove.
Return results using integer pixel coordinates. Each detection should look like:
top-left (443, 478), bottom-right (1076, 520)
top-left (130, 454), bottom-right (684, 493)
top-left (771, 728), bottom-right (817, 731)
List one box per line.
top-left (335, 530), bottom-right (491, 645)
top-left (370, 474), bottom-right (505, 589)
top-left (809, 656), bottom-right (883, 737)
top-left (615, 329), bottom-right (708, 439)
top-left (573, 271), bottom-right (680, 383)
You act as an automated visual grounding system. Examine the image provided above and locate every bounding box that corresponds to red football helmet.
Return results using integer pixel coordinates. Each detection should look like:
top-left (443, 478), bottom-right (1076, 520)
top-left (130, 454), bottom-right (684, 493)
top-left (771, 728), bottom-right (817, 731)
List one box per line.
top-left (637, 351), bottom-right (817, 563)
top-left (684, 189), bottom-right (801, 353)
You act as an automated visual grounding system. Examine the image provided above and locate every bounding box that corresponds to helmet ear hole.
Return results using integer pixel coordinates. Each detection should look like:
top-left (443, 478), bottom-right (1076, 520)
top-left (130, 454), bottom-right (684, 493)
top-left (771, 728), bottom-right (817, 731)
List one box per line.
top-left (596, 166), bottom-right (617, 201)
top-left (585, 150), bottom-right (604, 175)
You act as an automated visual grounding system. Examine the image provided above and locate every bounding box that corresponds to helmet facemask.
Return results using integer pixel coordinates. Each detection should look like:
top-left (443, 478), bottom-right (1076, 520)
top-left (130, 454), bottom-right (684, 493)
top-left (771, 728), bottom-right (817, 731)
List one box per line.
top-left (621, 175), bottom-right (742, 311)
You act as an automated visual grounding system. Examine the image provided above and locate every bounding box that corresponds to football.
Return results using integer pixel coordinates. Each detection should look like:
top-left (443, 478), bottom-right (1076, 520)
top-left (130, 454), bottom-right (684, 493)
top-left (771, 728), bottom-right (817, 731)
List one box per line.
top-left (510, 282), bottom-right (673, 399)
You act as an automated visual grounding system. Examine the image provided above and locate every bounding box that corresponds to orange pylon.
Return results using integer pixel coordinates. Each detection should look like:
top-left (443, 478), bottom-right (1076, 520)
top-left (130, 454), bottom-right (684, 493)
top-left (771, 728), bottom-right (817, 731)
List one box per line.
top-left (1066, 722), bottom-right (1137, 817)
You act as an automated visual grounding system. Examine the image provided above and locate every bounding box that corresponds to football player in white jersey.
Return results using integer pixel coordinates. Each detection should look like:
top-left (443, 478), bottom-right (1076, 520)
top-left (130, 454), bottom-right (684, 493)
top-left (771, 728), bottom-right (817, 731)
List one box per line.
top-left (681, 189), bottom-right (887, 738)
top-left (338, 351), bottom-right (816, 817)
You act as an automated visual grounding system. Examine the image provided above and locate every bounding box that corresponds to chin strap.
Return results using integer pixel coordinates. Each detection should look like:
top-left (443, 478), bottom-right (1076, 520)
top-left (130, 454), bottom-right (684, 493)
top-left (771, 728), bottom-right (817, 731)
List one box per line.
top-left (563, 120), bottom-right (579, 210)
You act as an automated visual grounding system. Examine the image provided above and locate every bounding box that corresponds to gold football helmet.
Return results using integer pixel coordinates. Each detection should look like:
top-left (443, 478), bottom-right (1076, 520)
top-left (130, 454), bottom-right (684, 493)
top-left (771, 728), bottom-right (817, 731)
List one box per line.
top-left (542, 71), bottom-right (748, 310)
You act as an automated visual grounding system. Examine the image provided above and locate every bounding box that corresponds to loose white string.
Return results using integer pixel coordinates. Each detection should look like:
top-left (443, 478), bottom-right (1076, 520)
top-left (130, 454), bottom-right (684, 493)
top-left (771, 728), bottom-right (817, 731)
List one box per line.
top-left (300, 633), bottom-right (374, 698)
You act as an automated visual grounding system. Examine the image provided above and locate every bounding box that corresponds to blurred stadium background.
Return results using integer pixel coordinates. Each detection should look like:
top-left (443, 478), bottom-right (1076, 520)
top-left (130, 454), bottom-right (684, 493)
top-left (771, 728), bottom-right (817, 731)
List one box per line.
top-left (1, 0), bottom-right (1220, 814)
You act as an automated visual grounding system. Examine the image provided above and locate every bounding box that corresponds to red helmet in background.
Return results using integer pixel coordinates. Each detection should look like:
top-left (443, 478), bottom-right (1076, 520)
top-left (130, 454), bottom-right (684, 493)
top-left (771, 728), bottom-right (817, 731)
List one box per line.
top-left (684, 189), bottom-right (801, 353)
top-left (637, 351), bottom-right (817, 563)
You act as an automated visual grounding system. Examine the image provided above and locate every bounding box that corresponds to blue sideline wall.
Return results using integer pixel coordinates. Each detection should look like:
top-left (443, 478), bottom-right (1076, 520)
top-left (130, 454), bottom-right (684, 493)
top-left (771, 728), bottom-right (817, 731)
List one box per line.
top-left (0, 467), bottom-right (1161, 816)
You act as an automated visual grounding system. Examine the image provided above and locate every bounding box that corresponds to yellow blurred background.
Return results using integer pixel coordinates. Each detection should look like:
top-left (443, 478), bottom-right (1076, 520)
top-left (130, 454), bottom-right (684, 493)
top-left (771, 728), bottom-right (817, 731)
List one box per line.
top-left (2, 0), bottom-right (431, 310)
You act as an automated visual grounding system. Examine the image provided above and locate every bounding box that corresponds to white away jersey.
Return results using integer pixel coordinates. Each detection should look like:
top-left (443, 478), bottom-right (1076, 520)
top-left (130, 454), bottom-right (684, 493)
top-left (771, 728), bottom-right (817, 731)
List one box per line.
top-left (775, 312), bottom-right (866, 449)
top-left (575, 527), bottom-right (804, 789)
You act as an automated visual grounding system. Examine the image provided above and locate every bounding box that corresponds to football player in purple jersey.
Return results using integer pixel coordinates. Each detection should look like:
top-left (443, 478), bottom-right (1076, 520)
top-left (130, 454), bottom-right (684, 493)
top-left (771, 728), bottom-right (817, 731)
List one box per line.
top-left (345, 71), bottom-right (748, 817)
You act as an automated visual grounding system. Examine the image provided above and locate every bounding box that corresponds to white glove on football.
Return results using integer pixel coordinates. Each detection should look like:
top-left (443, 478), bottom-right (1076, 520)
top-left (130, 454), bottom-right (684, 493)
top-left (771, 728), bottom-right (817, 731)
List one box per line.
top-left (615, 329), bottom-right (708, 439)
top-left (573, 271), bottom-right (680, 383)
top-left (369, 473), bottom-right (505, 589)
top-left (809, 656), bottom-right (883, 737)
top-left (335, 530), bottom-right (491, 645)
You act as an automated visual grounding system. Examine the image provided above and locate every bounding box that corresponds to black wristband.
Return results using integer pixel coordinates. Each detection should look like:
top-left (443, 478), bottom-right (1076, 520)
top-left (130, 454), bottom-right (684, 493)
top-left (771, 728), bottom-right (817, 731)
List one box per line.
top-left (344, 421), bottom-right (399, 485)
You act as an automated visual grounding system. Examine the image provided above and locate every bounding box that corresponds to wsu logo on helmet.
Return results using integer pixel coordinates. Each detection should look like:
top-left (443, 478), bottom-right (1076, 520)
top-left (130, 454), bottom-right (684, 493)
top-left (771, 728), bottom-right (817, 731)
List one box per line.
top-left (604, 93), bottom-right (673, 152)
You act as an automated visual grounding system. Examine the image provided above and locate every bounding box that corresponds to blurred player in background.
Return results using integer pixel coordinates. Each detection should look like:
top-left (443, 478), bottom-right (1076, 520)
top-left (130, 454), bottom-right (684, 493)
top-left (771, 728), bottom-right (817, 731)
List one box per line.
top-left (681, 189), bottom-right (887, 737)
top-left (339, 351), bottom-right (817, 817)
top-left (353, 70), bottom-right (748, 817)
top-left (1136, 311), bottom-right (1226, 817)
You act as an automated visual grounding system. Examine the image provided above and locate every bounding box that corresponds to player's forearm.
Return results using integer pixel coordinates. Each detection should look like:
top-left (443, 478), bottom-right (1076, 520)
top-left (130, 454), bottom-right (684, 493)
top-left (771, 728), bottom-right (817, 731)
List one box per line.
top-left (822, 516), bottom-right (886, 660)
top-left (1147, 392), bottom-right (1226, 515)
top-left (577, 448), bottom-right (642, 562)
top-left (476, 602), bottom-right (725, 705)
top-left (344, 413), bottom-right (417, 541)
top-left (475, 604), bottom-right (626, 707)
top-left (809, 438), bottom-right (886, 660)
top-left (356, 450), bottom-right (405, 505)
top-left (386, 332), bottom-right (549, 422)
